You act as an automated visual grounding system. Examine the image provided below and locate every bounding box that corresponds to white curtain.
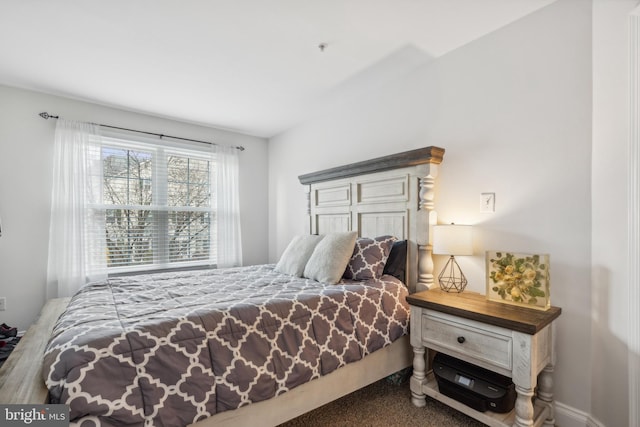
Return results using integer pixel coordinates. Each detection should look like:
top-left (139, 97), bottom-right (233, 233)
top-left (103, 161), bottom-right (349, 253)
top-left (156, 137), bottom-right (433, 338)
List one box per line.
top-left (46, 119), bottom-right (106, 298)
top-left (215, 144), bottom-right (243, 267)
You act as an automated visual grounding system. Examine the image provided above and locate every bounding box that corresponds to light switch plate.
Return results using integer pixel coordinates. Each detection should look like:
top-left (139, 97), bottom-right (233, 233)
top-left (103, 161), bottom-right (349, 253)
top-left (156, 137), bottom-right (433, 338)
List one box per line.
top-left (481, 193), bottom-right (495, 213)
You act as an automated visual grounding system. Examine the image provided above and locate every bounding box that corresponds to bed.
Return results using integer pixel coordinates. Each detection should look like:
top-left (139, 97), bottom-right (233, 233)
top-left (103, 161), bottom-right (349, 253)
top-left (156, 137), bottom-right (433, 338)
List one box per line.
top-left (1, 146), bottom-right (444, 427)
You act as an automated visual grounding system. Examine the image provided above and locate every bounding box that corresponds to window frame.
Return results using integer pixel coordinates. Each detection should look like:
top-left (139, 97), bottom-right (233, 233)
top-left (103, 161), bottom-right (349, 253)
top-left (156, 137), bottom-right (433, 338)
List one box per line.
top-left (93, 135), bottom-right (217, 275)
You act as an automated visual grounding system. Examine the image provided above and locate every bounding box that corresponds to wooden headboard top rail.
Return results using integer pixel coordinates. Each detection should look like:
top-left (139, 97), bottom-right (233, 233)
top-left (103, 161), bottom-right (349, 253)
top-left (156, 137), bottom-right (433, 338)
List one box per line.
top-left (298, 146), bottom-right (444, 185)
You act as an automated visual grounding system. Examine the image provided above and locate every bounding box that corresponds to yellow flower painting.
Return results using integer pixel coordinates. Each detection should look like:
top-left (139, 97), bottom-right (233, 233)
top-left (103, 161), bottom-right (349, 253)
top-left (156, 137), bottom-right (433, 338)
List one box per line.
top-left (486, 251), bottom-right (550, 310)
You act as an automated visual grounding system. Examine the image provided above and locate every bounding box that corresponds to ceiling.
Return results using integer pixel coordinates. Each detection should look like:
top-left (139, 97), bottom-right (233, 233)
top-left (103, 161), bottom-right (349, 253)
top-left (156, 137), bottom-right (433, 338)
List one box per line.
top-left (0, 0), bottom-right (555, 138)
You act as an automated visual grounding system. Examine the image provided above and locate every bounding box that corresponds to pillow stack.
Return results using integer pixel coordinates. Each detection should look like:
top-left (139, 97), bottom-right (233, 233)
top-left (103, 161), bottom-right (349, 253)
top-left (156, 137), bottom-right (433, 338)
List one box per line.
top-left (275, 232), bottom-right (398, 285)
top-left (275, 231), bottom-right (357, 284)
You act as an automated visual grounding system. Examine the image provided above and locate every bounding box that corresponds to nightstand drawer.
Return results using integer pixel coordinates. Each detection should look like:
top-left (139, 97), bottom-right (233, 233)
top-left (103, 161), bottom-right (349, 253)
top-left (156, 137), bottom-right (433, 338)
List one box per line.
top-left (422, 311), bottom-right (512, 373)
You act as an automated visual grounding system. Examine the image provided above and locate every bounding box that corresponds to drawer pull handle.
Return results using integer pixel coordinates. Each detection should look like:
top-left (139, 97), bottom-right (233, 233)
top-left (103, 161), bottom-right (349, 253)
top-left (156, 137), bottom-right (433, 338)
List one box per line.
top-left (457, 336), bottom-right (465, 344)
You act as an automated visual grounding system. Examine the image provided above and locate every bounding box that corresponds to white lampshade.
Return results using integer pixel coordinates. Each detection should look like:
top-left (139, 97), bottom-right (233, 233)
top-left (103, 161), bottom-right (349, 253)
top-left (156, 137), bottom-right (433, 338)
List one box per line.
top-left (432, 224), bottom-right (473, 256)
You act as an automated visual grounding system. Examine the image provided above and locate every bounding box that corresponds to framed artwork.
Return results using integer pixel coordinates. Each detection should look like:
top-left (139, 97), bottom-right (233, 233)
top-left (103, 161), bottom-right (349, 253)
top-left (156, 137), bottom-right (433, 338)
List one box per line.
top-left (486, 251), bottom-right (550, 311)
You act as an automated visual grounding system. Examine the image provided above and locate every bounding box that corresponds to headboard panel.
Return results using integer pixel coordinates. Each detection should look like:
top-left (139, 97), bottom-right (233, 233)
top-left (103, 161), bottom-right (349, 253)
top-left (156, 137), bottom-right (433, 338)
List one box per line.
top-left (299, 147), bottom-right (444, 293)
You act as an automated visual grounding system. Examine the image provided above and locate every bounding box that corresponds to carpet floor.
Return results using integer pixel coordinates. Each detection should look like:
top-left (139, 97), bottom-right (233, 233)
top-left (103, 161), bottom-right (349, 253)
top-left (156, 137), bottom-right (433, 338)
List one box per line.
top-left (278, 378), bottom-right (486, 427)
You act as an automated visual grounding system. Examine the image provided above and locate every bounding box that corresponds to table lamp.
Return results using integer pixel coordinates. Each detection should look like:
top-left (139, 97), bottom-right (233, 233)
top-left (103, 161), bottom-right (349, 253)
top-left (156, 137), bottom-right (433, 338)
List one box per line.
top-left (432, 223), bottom-right (473, 292)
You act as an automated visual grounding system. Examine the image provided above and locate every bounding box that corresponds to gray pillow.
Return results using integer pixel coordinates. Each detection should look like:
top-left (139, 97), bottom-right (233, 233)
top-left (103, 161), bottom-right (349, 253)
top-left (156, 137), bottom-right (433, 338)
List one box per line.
top-left (275, 234), bottom-right (325, 277)
top-left (303, 231), bottom-right (358, 284)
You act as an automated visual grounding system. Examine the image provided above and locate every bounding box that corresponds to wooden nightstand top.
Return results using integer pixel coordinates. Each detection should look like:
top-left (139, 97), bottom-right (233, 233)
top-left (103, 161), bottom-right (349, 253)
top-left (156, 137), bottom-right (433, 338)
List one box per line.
top-left (406, 289), bottom-right (561, 335)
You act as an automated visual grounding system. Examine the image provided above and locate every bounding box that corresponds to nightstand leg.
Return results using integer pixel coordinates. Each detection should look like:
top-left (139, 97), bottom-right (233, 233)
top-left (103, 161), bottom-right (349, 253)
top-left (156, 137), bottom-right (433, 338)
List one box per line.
top-left (514, 385), bottom-right (535, 427)
top-left (538, 364), bottom-right (556, 426)
top-left (410, 346), bottom-right (427, 407)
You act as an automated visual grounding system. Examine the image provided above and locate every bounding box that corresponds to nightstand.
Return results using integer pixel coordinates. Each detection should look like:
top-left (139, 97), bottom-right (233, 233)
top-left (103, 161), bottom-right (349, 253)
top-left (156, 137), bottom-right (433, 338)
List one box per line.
top-left (407, 290), bottom-right (561, 427)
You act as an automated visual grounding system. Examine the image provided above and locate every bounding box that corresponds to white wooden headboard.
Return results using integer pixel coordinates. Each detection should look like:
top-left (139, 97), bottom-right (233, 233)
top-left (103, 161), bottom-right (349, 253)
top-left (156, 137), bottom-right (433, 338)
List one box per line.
top-left (298, 147), bottom-right (444, 293)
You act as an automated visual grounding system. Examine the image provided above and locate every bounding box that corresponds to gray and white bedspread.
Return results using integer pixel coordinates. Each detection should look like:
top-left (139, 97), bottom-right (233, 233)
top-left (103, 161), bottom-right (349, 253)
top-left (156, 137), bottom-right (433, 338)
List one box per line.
top-left (43, 264), bottom-right (409, 427)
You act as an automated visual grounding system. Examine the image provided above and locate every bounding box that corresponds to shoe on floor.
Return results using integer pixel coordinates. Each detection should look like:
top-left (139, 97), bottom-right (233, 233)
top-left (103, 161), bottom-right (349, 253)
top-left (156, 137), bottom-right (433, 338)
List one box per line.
top-left (0, 325), bottom-right (17, 338)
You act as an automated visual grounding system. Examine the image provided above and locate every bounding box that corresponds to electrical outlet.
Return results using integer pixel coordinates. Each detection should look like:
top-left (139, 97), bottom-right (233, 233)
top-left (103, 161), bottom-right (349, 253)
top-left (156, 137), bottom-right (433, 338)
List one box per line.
top-left (0, 297), bottom-right (5, 311)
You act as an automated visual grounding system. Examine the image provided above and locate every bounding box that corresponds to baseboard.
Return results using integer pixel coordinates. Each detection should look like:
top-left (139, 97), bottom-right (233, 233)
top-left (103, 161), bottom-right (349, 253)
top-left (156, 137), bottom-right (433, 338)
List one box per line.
top-left (556, 401), bottom-right (605, 427)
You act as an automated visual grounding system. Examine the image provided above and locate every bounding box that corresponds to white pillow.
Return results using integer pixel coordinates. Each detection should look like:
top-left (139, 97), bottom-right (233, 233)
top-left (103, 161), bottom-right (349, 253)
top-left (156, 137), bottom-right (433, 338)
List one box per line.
top-left (303, 231), bottom-right (358, 284)
top-left (274, 234), bottom-right (325, 277)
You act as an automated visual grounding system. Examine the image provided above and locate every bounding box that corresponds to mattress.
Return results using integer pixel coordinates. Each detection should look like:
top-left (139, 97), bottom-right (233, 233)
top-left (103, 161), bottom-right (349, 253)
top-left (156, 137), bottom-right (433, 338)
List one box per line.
top-left (42, 264), bottom-right (410, 427)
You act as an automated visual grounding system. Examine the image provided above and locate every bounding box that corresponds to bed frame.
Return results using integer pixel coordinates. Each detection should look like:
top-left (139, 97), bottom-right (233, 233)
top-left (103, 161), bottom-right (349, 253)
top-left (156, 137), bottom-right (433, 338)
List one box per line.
top-left (0, 146), bottom-right (444, 427)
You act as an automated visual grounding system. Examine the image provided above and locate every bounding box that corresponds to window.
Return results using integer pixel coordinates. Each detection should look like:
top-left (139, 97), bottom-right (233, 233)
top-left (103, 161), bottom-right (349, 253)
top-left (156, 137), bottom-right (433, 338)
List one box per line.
top-left (47, 119), bottom-right (242, 297)
top-left (94, 136), bottom-right (217, 273)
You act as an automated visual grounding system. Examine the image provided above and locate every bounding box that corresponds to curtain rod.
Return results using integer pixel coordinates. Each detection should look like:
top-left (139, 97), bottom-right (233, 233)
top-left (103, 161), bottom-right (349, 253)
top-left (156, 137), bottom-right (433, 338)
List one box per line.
top-left (38, 112), bottom-right (245, 151)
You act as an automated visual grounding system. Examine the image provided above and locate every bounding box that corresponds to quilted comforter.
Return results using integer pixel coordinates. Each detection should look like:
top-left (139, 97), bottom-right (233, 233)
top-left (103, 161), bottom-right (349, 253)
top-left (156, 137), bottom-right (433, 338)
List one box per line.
top-left (43, 264), bottom-right (410, 427)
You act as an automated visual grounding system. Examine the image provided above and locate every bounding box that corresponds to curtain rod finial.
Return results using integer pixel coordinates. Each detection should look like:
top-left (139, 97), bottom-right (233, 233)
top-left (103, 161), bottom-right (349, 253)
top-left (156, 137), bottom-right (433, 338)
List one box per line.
top-left (39, 112), bottom-right (59, 120)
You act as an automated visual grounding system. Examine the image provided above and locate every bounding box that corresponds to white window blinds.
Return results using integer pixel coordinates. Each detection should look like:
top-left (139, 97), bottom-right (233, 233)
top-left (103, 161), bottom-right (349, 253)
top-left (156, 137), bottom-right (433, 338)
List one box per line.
top-left (90, 135), bottom-right (217, 273)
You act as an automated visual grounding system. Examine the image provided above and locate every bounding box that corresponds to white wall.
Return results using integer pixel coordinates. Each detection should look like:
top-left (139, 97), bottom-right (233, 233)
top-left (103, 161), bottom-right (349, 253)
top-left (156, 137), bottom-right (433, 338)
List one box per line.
top-left (0, 85), bottom-right (269, 331)
top-left (269, 0), bottom-right (593, 421)
top-left (592, 1), bottom-right (639, 427)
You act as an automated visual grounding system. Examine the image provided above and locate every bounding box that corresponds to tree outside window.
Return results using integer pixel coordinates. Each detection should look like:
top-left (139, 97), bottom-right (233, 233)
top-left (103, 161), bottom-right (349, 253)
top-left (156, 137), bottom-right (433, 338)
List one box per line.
top-left (101, 144), bottom-right (215, 270)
